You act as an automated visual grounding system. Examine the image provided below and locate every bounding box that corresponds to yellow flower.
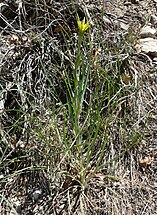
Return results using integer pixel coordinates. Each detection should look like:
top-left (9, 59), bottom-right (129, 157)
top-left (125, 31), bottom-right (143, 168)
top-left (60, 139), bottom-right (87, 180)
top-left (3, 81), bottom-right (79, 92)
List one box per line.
top-left (77, 18), bottom-right (90, 33)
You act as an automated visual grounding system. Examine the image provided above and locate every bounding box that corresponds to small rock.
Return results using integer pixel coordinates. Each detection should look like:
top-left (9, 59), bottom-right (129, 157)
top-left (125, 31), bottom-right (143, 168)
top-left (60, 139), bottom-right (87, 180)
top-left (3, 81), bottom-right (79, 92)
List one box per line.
top-left (139, 25), bottom-right (156, 38)
top-left (32, 190), bottom-right (42, 202)
top-left (139, 37), bottom-right (157, 57)
top-left (153, 57), bottom-right (157, 62)
top-left (150, 15), bottom-right (157, 25)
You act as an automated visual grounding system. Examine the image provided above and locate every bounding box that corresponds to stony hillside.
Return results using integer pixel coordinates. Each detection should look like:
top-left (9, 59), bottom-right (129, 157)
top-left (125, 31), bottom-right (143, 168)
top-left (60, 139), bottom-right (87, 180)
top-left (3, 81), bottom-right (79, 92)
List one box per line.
top-left (0, 0), bottom-right (157, 214)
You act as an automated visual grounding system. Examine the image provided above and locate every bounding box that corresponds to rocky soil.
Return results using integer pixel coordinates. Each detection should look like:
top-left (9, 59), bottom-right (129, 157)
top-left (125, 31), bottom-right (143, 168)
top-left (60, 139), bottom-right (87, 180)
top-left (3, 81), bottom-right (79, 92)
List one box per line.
top-left (0, 0), bottom-right (157, 214)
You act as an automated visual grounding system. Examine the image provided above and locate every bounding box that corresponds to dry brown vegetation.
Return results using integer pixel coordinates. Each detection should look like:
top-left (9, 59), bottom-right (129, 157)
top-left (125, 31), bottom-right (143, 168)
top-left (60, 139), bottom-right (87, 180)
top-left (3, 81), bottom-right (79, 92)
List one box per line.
top-left (0, 0), bottom-right (157, 214)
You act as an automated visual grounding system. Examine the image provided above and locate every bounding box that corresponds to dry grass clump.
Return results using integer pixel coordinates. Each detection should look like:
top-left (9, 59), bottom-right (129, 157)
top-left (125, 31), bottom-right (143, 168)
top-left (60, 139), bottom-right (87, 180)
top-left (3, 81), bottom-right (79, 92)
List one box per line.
top-left (0, 0), bottom-right (157, 214)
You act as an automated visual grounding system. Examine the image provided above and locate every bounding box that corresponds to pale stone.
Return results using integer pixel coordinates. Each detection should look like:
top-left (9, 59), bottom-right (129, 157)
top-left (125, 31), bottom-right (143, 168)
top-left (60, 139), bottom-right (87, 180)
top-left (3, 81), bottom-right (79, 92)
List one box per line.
top-left (139, 38), bottom-right (157, 57)
top-left (140, 26), bottom-right (156, 38)
top-left (153, 57), bottom-right (157, 62)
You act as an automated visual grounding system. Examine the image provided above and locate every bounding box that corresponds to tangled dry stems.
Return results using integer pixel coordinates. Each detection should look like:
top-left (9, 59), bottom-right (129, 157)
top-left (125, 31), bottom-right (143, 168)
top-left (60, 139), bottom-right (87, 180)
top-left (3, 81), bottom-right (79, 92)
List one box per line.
top-left (0, 0), bottom-right (157, 214)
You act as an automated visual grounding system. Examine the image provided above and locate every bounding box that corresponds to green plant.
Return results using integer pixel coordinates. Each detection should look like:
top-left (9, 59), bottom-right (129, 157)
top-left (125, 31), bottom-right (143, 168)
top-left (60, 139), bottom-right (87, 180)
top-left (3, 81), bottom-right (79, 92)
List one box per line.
top-left (62, 18), bottom-right (91, 187)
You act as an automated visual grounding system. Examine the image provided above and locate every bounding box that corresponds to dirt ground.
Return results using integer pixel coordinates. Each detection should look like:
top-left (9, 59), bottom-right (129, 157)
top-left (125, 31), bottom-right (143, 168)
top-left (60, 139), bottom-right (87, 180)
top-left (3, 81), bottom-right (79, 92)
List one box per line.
top-left (0, 0), bottom-right (157, 214)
